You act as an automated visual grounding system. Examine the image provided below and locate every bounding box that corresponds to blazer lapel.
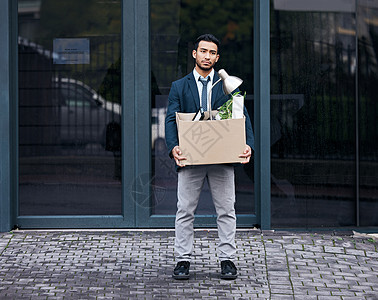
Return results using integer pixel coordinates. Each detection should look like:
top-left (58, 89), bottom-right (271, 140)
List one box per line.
top-left (186, 73), bottom-right (200, 111)
top-left (211, 71), bottom-right (224, 109)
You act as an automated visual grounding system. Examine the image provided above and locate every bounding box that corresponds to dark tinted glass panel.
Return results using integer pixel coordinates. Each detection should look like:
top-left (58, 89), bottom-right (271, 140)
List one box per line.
top-left (271, 1), bottom-right (357, 228)
top-left (358, 2), bottom-right (378, 226)
top-left (150, 0), bottom-right (254, 215)
top-left (18, 0), bottom-right (122, 215)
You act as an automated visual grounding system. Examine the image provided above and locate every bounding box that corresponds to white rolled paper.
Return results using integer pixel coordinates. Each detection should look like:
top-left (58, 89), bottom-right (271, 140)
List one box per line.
top-left (232, 94), bottom-right (244, 119)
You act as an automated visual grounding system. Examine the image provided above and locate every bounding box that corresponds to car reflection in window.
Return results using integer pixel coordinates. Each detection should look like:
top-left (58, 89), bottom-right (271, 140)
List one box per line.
top-left (53, 77), bottom-right (121, 152)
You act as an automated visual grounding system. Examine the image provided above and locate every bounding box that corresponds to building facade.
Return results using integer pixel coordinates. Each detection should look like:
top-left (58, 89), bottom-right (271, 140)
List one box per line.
top-left (0, 0), bottom-right (377, 231)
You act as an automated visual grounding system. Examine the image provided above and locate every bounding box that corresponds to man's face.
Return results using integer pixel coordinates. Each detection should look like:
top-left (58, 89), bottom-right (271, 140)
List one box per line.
top-left (192, 41), bottom-right (219, 72)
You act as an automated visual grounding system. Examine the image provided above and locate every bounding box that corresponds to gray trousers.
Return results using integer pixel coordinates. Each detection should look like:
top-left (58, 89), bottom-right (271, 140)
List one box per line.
top-left (175, 164), bottom-right (236, 261)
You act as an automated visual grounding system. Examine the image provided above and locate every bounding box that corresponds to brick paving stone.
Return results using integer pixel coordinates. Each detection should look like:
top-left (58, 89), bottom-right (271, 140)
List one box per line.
top-left (270, 294), bottom-right (294, 300)
top-left (0, 230), bottom-right (377, 299)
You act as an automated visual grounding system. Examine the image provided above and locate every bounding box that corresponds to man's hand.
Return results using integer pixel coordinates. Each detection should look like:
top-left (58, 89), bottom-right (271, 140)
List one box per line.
top-left (239, 145), bottom-right (252, 164)
top-left (172, 146), bottom-right (187, 166)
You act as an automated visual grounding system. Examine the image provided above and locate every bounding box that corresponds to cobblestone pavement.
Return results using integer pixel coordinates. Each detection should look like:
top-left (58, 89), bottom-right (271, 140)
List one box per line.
top-left (0, 229), bottom-right (377, 300)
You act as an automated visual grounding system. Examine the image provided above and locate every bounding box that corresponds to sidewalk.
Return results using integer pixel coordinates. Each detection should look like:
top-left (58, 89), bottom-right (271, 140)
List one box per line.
top-left (0, 229), bottom-right (377, 299)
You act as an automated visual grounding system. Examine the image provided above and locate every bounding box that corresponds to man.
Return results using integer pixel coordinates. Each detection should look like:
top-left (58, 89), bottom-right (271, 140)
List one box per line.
top-left (165, 34), bottom-right (255, 280)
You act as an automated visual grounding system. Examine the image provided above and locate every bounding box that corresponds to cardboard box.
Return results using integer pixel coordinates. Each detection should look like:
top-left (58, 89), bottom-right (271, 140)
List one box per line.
top-left (176, 111), bottom-right (247, 165)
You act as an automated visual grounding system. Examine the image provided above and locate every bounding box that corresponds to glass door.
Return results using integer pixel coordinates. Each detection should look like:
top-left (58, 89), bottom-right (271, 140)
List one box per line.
top-left (270, 1), bottom-right (357, 228)
top-left (146, 0), bottom-right (256, 227)
top-left (358, 1), bottom-right (378, 226)
top-left (17, 0), bottom-right (126, 227)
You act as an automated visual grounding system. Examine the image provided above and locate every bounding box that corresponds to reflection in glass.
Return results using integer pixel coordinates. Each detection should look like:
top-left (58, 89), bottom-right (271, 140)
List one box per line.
top-left (271, 1), bottom-right (357, 227)
top-left (18, 0), bottom-right (122, 215)
top-left (150, 0), bottom-right (254, 216)
top-left (358, 2), bottom-right (378, 226)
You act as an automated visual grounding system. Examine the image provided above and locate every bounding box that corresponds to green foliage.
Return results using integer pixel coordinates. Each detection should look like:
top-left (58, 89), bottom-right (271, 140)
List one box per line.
top-left (217, 91), bottom-right (244, 120)
top-left (150, 0), bottom-right (254, 93)
top-left (218, 98), bottom-right (233, 120)
top-left (32, 0), bottom-right (122, 102)
top-left (39, 0), bottom-right (121, 42)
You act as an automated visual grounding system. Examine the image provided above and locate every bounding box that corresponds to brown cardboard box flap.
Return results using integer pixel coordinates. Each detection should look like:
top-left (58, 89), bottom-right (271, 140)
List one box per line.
top-left (176, 111), bottom-right (246, 165)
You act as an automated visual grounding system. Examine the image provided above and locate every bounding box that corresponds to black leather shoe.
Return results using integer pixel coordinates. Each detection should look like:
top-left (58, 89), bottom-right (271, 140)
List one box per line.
top-left (172, 261), bottom-right (190, 280)
top-left (220, 260), bottom-right (237, 279)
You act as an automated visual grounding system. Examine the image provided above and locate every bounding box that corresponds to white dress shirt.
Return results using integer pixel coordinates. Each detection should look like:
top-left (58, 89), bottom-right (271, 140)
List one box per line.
top-left (193, 68), bottom-right (214, 111)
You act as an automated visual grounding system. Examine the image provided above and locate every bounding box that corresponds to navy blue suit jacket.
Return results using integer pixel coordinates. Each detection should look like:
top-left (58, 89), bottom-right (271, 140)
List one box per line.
top-left (165, 71), bottom-right (255, 160)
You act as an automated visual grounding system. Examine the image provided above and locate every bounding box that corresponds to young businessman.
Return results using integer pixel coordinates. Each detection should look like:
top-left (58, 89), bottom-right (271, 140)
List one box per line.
top-left (165, 34), bottom-right (255, 280)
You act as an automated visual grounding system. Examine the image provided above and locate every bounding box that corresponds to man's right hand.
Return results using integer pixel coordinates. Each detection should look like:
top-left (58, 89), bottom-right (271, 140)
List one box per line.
top-left (172, 146), bottom-right (187, 166)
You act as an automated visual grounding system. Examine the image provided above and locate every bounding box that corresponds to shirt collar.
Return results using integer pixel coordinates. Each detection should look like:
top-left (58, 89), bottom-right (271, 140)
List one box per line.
top-left (193, 68), bottom-right (214, 83)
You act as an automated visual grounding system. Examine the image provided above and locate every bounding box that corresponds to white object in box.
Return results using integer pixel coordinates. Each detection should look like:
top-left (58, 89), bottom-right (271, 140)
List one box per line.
top-left (232, 94), bottom-right (244, 119)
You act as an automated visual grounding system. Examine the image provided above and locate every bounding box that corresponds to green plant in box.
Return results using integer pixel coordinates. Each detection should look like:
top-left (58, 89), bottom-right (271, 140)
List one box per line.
top-left (218, 91), bottom-right (245, 120)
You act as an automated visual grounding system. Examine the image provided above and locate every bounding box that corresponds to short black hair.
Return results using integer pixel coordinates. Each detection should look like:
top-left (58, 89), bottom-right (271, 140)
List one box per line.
top-left (194, 34), bottom-right (220, 53)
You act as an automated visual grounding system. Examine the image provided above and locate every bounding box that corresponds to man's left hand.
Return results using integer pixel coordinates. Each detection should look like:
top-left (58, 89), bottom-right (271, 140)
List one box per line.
top-left (239, 145), bottom-right (252, 164)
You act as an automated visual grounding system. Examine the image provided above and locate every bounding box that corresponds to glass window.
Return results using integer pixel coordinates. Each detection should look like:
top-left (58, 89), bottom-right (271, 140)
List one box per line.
top-left (271, 0), bottom-right (357, 228)
top-left (150, 0), bottom-right (255, 216)
top-left (358, 2), bottom-right (378, 226)
top-left (18, 0), bottom-right (122, 215)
